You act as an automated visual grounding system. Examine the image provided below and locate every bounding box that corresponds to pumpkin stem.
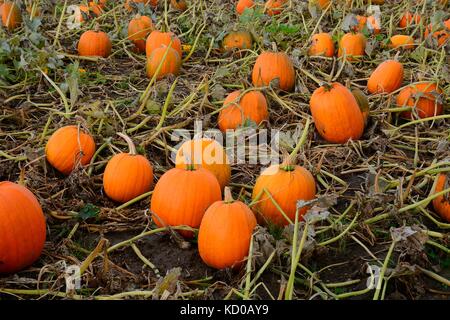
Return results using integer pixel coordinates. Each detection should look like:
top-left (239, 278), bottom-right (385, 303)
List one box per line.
top-left (183, 154), bottom-right (197, 171)
top-left (117, 132), bottom-right (137, 155)
top-left (281, 118), bottom-right (311, 171)
top-left (322, 82), bottom-right (334, 92)
top-left (271, 42), bottom-right (278, 52)
top-left (224, 187), bottom-right (234, 203)
top-left (135, 13), bottom-right (142, 19)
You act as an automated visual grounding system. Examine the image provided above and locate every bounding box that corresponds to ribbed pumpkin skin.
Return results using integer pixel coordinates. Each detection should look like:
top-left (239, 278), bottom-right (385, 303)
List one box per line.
top-left (236, 0), bottom-right (254, 14)
top-left (432, 174), bottom-right (450, 222)
top-left (338, 33), bottom-right (366, 61)
top-left (223, 31), bottom-right (253, 52)
top-left (45, 126), bottom-right (96, 175)
top-left (265, 0), bottom-right (287, 16)
top-left (198, 200), bottom-right (257, 269)
top-left (397, 82), bottom-right (443, 119)
top-left (125, 0), bottom-right (158, 11)
top-left (218, 90), bottom-right (269, 132)
top-left (150, 167), bottom-right (222, 237)
top-left (77, 30), bottom-right (112, 57)
top-left (399, 12), bottom-right (421, 28)
top-left (310, 83), bottom-right (365, 144)
top-left (145, 30), bottom-right (182, 58)
top-left (389, 35), bottom-right (415, 49)
top-left (103, 154), bottom-right (153, 203)
top-left (175, 138), bottom-right (231, 191)
top-left (252, 166), bottom-right (316, 226)
top-left (252, 51), bottom-right (295, 92)
top-left (171, 0), bottom-right (187, 11)
top-left (1, 2), bottom-right (22, 30)
top-left (309, 33), bottom-right (334, 57)
top-left (367, 60), bottom-right (404, 94)
top-left (0, 182), bottom-right (46, 274)
top-left (128, 15), bottom-right (153, 53)
top-left (146, 46), bottom-right (181, 79)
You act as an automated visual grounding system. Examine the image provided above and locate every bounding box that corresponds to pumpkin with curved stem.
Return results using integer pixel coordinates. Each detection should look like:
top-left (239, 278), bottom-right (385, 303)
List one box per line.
top-left (308, 33), bottom-right (334, 57)
top-left (252, 51), bottom-right (295, 92)
top-left (175, 138), bottom-right (231, 191)
top-left (236, 0), bottom-right (254, 15)
top-left (171, 0), bottom-right (187, 11)
top-left (351, 88), bottom-right (369, 126)
top-left (45, 126), bottom-right (96, 175)
top-left (338, 32), bottom-right (366, 62)
top-left (367, 60), bottom-right (404, 94)
top-left (145, 30), bottom-right (182, 58)
top-left (397, 82), bottom-right (443, 119)
top-left (150, 166), bottom-right (222, 238)
top-left (399, 12), bottom-right (421, 28)
top-left (1, 2), bottom-right (22, 30)
top-left (0, 182), bottom-right (46, 274)
top-left (146, 45), bottom-right (181, 79)
top-left (198, 187), bottom-right (257, 269)
top-left (389, 35), bottom-right (415, 50)
top-left (265, 0), bottom-right (287, 16)
top-left (125, 0), bottom-right (158, 11)
top-left (218, 90), bottom-right (269, 132)
top-left (78, 30), bottom-right (112, 57)
top-left (223, 31), bottom-right (253, 53)
top-left (128, 15), bottom-right (154, 53)
top-left (432, 174), bottom-right (450, 222)
top-left (103, 133), bottom-right (153, 203)
top-left (310, 82), bottom-right (365, 144)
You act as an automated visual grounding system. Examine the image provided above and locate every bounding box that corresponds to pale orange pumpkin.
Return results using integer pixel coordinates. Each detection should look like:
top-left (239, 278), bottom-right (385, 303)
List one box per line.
top-left (145, 30), bottom-right (182, 58)
top-left (128, 15), bottom-right (154, 53)
top-left (265, 0), bottom-right (287, 16)
top-left (309, 33), bottom-right (334, 57)
top-left (367, 60), bottom-right (404, 94)
top-left (252, 51), bottom-right (295, 91)
top-left (236, 0), bottom-right (254, 15)
top-left (432, 174), bottom-right (450, 222)
top-left (1, 2), bottom-right (22, 30)
top-left (338, 32), bottom-right (366, 62)
top-left (78, 30), bottom-right (112, 58)
top-left (146, 45), bottom-right (181, 79)
top-left (397, 82), bottom-right (443, 119)
top-left (389, 35), bottom-right (415, 50)
top-left (223, 31), bottom-right (253, 52)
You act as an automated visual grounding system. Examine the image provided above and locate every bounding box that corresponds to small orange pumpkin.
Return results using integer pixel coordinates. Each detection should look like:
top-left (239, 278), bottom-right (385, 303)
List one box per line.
top-left (1, 2), bottom-right (22, 30)
top-left (236, 0), bottom-right (254, 15)
top-left (252, 51), bottom-right (295, 91)
top-left (75, 3), bottom-right (103, 22)
top-left (0, 182), bottom-right (46, 274)
top-left (308, 33), bottom-right (334, 57)
top-left (223, 31), bottom-right (253, 53)
top-left (198, 187), bottom-right (257, 269)
top-left (338, 32), bottom-right (366, 62)
top-left (145, 30), bottom-right (182, 58)
top-left (367, 60), bottom-right (404, 94)
top-left (128, 15), bottom-right (154, 53)
top-left (45, 126), bottom-right (96, 175)
top-left (218, 90), bottom-right (269, 132)
top-left (389, 35), bottom-right (415, 50)
top-left (125, 0), bottom-right (158, 11)
top-left (432, 174), bottom-right (450, 222)
top-left (103, 133), bottom-right (153, 203)
top-left (150, 166), bottom-right (222, 238)
top-left (78, 30), bottom-right (112, 58)
top-left (399, 12), bottom-right (421, 28)
top-left (171, 0), bottom-right (187, 11)
top-left (146, 45), bottom-right (181, 79)
top-left (310, 82), bottom-right (365, 144)
top-left (424, 22), bottom-right (450, 48)
top-left (265, 0), bottom-right (287, 16)
top-left (175, 138), bottom-right (231, 191)
top-left (397, 82), bottom-right (443, 119)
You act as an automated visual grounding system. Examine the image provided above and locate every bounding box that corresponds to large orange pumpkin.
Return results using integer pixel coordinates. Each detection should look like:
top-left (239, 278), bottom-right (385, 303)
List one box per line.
top-left (397, 82), bottom-right (443, 119)
top-left (252, 51), bottom-right (295, 91)
top-left (432, 174), bottom-right (450, 222)
top-left (223, 31), bottom-right (253, 52)
top-left (309, 33), bottom-right (334, 57)
top-left (145, 30), bottom-right (182, 58)
top-left (310, 82), bottom-right (365, 144)
top-left (77, 30), bottom-right (112, 58)
top-left (338, 32), bottom-right (366, 62)
top-left (198, 187), bottom-right (257, 269)
top-left (150, 166), bottom-right (222, 237)
top-left (399, 12), bottom-right (421, 28)
top-left (128, 15), bottom-right (154, 53)
top-left (146, 45), bottom-right (181, 79)
top-left (252, 158), bottom-right (316, 226)
top-left (103, 133), bottom-right (154, 203)
top-left (389, 35), bottom-right (415, 50)
top-left (236, 0), bottom-right (254, 15)
top-left (367, 60), bottom-right (404, 94)
top-left (0, 2), bottom-right (22, 30)
top-left (0, 182), bottom-right (46, 274)
top-left (175, 138), bottom-right (231, 191)
top-left (45, 126), bottom-right (96, 175)
top-left (265, 0), bottom-right (287, 16)
top-left (125, 0), bottom-right (158, 11)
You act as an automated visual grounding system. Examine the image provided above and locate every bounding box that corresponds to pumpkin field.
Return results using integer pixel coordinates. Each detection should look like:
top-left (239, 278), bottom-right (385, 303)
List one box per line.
top-left (0, 0), bottom-right (449, 301)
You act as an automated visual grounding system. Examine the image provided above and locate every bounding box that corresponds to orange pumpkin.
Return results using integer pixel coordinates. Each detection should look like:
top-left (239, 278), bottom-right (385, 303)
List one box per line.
top-left (78, 30), bottom-right (112, 58)
top-left (432, 174), bottom-right (450, 222)
top-left (45, 126), bottom-right (96, 175)
top-left (310, 82), bottom-right (365, 144)
top-left (352, 88), bottom-right (370, 126)
top-left (0, 2), bottom-right (22, 30)
top-left (354, 15), bottom-right (367, 32)
top-left (218, 90), bottom-right (269, 132)
top-left (75, 3), bottom-right (103, 22)
top-left (125, 0), bottom-right (158, 11)
top-left (252, 51), bottom-right (295, 91)
top-left (367, 60), bottom-right (404, 94)
top-left (198, 187), bottom-right (257, 269)
top-left (252, 157), bottom-right (316, 226)
top-left (397, 82), bottom-right (443, 119)
top-left (150, 166), bottom-right (222, 237)
top-left (146, 45), bottom-right (181, 79)
top-left (308, 33), bottom-right (334, 57)
top-left (175, 138), bottom-right (231, 191)
top-left (171, 0), bottom-right (187, 11)
top-left (223, 31), bottom-right (253, 52)
top-left (145, 30), bottom-right (182, 58)
top-left (0, 182), bottom-right (46, 274)
top-left (128, 15), bottom-right (154, 53)
top-left (265, 0), bottom-right (287, 16)
top-left (236, 0), bottom-right (254, 15)
top-left (389, 35), bottom-right (415, 50)
top-left (103, 133), bottom-right (153, 203)
top-left (424, 23), bottom-right (450, 47)
top-left (399, 12), bottom-right (421, 28)
top-left (338, 32), bottom-right (366, 62)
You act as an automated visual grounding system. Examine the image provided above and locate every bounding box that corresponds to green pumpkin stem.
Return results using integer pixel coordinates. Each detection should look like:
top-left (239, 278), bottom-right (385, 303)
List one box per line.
top-left (224, 187), bottom-right (233, 203)
top-left (117, 132), bottom-right (137, 155)
top-left (281, 117), bottom-right (311, 171)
